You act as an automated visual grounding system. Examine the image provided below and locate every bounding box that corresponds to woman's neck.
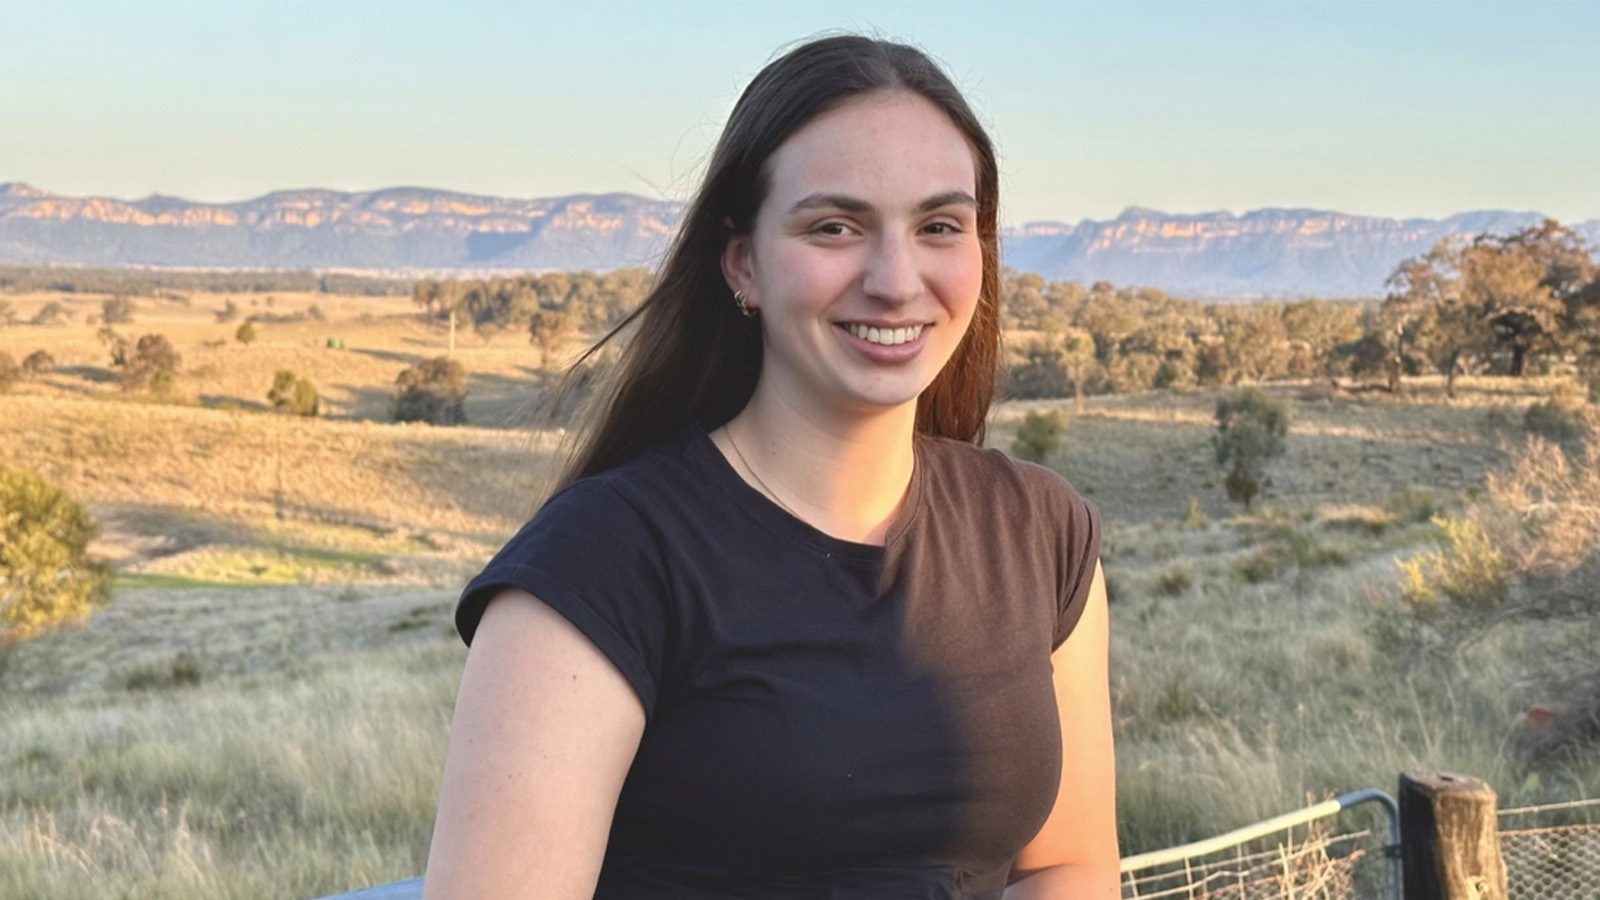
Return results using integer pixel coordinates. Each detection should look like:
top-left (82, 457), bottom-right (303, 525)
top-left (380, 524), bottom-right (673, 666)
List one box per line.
top-left (714, 396), bottom-right (917, 546)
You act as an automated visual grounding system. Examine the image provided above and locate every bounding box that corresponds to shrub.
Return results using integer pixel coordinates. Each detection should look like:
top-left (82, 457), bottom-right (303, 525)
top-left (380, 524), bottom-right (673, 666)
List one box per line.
top-left (0, 352), bottom-right (17, 391)
top-left (1524, 398), bottom-right (1588, 444)
top-left (21, 350), bottom-right (54, 377)
top-left (115, 333), bottom-right (181, 392)
top-left (1011, 409), bottom-right (1066, 463)
top-left (1156, 564), bottom-right (1193, 597)
top-left (393, 356), bottom-right (468, 425)
top-left (0, 300), bottom-right (16, 326)
top-left (29, 301), bottom-right (68, 326)
top-left (235, 321), bottom-right (258, 346)
top-left (1398, 515), bottom-right (1508, 611)
top-left (0, 467), bottom-right (112, 644)
top-left (101, 295), bottom-right (134, 324)
top-left (215, 299), bottom-right (240, 323)
top-left (1180, 495), bottom-right (1208, 528)
top-left (1215, 388), bottom-right (1290, 508)
top-left (268, 370), bottom-right (320, 417)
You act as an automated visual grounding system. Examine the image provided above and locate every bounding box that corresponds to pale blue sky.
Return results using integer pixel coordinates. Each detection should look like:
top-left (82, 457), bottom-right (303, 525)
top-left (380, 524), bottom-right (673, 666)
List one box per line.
top-left (2, 0), bottom-right (1597, 226)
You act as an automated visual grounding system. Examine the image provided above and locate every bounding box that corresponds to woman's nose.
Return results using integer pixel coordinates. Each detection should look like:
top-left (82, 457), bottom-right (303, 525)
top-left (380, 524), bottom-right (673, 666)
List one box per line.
top-left (861, 233), bottom-right (922, 305)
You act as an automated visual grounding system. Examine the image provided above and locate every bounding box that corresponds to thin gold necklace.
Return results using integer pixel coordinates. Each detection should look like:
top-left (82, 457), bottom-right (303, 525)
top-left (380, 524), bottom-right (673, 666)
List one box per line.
top-left (722, 425), bottom-right (805, 522)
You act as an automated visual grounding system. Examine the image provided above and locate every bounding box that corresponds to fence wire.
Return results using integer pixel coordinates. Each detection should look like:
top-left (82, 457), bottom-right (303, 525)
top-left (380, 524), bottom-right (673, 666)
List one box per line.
top-left (1121, 822), bottom-right (1391, 900)
top-left (1500, 797), bottom-right (1600, 900)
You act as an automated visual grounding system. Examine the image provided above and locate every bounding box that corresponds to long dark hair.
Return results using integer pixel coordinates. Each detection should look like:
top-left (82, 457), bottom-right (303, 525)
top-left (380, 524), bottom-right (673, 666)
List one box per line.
top-left (553, 34), bottom-right (1001, 489)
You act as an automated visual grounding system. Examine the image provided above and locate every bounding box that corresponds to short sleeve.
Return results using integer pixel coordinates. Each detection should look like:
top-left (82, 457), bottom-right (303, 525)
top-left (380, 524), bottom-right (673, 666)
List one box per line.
top-left (1050, 483), bottom-right (1102, 651)
top-left (456, 479), bottom-right (672, 718)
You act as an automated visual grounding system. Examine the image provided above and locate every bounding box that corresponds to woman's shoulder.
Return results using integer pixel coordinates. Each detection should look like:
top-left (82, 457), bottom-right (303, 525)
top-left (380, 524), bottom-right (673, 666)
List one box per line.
top-left (915, 432), bottom-right (1092, 509)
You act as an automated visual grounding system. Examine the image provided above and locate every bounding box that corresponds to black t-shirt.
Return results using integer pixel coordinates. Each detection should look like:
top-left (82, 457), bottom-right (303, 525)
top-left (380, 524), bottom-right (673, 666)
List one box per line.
top-left (456, 422), bottom-right (1101, 899)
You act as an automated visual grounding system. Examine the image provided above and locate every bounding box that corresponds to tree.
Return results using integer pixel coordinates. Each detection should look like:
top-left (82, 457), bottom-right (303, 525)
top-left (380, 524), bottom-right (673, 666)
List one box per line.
top-left (1214, 388), bottom-right (1290, 509)
top-left (393, 356), bottom-right (468, 425)
top-left (29, 301), bottom-right (68, 326)
top-left (1383, 240), bottom-right (1482, 397)
top-left (101, 295), bottom-right (134, 324)
top-left (235, 321), bottom-right (258, 346)
top-left (1012, 410), bottom-right (1066, 464)
top-left (21, 350), bottom-right (54, 377)
top-left (115, 333), bottom-right (181, 392)
top-left (268, 370), bottom-right (320, 416)
top-left (1, 467), bottom-right (111, 645)
top-left (528, 307), bottom-right (576, 369)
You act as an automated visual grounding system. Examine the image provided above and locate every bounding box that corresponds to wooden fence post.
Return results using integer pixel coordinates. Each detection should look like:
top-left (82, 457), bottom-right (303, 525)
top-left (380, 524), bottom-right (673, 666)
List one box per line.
top-left (1399, 771), bottom-right (1508, 900)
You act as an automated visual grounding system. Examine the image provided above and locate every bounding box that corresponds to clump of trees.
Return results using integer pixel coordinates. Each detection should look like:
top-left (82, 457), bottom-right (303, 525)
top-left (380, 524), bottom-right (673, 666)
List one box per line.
top-left (0, 467), bottom-right (112, 645)
top-left (104, 331), bottom-right (181, 393)
top-left (1011, 410), bottom-right (1066, 463)
top-left (1214, 388), bottom-right (1290, 508)
top-left (1369, 220), bottom-right (1600, 396)
top-left (413, 269), bottom-right (652, 341)
top-left (0, 263), bottom-right (410, 297)
top-left (268, 370), bottom-right (319, 417)
top-left (393, 357), bottom-right (468, 425)
top-left (990, 220), bottom-right (1600, 401)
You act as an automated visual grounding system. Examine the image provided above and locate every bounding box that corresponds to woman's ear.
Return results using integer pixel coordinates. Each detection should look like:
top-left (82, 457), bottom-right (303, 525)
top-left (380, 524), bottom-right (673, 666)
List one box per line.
top-left (721, 220), bottom-right (755, 305)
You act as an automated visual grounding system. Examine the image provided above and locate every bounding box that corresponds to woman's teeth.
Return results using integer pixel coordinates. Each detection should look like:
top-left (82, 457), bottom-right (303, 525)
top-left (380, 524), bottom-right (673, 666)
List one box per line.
top-left (845, 323), bottom-right (923, 346)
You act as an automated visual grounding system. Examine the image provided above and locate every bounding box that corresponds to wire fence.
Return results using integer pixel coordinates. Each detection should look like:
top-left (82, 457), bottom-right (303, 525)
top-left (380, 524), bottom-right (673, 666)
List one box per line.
top-left (1119, 791), bottom-right (1399, 900)
top-left (1500, 797), bottom-right (1600, 900)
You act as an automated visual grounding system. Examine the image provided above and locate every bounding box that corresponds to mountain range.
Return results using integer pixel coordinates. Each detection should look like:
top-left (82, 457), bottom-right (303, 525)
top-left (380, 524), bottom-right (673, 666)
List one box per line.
top-left (3, 182), bottom-right (1596, 299)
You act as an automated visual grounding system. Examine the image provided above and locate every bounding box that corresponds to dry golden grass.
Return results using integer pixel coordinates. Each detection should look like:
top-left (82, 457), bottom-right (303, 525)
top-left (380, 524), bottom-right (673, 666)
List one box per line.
top-left (5, 289), bottom-right (1600, 897)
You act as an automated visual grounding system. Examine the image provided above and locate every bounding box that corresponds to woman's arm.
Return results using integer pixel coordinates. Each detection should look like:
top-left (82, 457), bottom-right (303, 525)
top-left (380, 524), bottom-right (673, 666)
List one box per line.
top-left (1005, 562), bottom-right (1120, 899)
top-left (423, 588), bottom-right (647, 900)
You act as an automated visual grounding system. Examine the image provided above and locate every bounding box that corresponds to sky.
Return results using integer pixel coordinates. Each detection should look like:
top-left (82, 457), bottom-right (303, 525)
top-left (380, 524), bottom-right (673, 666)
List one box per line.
top-left (2, 0), bottom-right (1598, 227)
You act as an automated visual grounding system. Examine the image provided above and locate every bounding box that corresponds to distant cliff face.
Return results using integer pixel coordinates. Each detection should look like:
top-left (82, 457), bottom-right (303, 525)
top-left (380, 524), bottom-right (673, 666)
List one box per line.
top-left (1002, 207), bottom-right (1600, 299)
top-left (0, 183), bottom-right (681, 273)
top-left (1, 182), bottom-right (1595, 298)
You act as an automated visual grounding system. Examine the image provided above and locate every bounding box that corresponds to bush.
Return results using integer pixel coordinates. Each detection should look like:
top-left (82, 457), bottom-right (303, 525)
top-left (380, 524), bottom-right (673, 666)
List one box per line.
top-left (21, 350), bottom-right (54, 377)
top-left (393, 356), bottom-right (468, 425)
top-left (1156, 564), bottom-right (1193, 596)
top-left (1011, 409), bottom-right (1066, 463)
top-left (0, 352), bottom-right (17, 391)
top-left (215, 299), bottom-right (240, 323)
top-left (101, 295), bottom-right (134, 324)
top-left (235, 321), bottom-right (258, 346)
top-left (0, 467), bottom-right (112, 644)
top-left (29, 301), bottom-right (68, 326)
top-left (1524, 398), bottom-right (1588, 444)
top-left (1180, 495), bottom-right (1208, 528)
top-left (115, 333), bottom-right (181, 392)
top-left (1215, 388), bottom-right (1290, 508)
top-left (268, 370), bottom-right (320, 417)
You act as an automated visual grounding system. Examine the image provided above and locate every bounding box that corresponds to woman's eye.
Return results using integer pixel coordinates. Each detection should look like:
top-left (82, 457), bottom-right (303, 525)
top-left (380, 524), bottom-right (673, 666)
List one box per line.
top-left (924, 221), bottom-right (963, 236)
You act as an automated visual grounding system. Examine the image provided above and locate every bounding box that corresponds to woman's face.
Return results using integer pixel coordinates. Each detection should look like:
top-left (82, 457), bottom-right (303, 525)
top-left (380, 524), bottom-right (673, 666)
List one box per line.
top-left (724, 89), bottom-right (984, 423)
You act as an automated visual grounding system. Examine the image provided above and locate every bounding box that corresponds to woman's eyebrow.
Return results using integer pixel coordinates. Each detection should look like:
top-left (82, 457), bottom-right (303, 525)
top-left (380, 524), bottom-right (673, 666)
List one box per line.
top-left (787, 190), bottom-right (978, 215)
top-left (916, 190), bottom-right (978, 212)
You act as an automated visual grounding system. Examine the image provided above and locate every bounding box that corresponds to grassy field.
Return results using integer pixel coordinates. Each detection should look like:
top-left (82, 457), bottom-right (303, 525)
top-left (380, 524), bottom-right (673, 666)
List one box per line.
top-left (2, 290), bottom-right (1597, 897)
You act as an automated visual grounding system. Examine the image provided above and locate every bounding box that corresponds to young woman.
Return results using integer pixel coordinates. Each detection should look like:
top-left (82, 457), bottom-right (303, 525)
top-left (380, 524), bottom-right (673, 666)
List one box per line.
top-left (423, 35), bottom-right (1118, 900)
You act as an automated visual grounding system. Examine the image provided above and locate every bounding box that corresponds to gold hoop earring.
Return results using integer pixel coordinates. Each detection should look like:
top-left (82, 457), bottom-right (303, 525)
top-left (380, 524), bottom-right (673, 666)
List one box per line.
top-left (734, 290), bottom-right (757, 318)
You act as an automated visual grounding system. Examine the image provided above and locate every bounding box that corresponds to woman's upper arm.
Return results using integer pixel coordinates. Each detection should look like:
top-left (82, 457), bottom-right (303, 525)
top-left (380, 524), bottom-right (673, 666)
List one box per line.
top-left (423, 588), bottom-right (647, 900)
top-left (1010, 561), bottom-right (1120, 885)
